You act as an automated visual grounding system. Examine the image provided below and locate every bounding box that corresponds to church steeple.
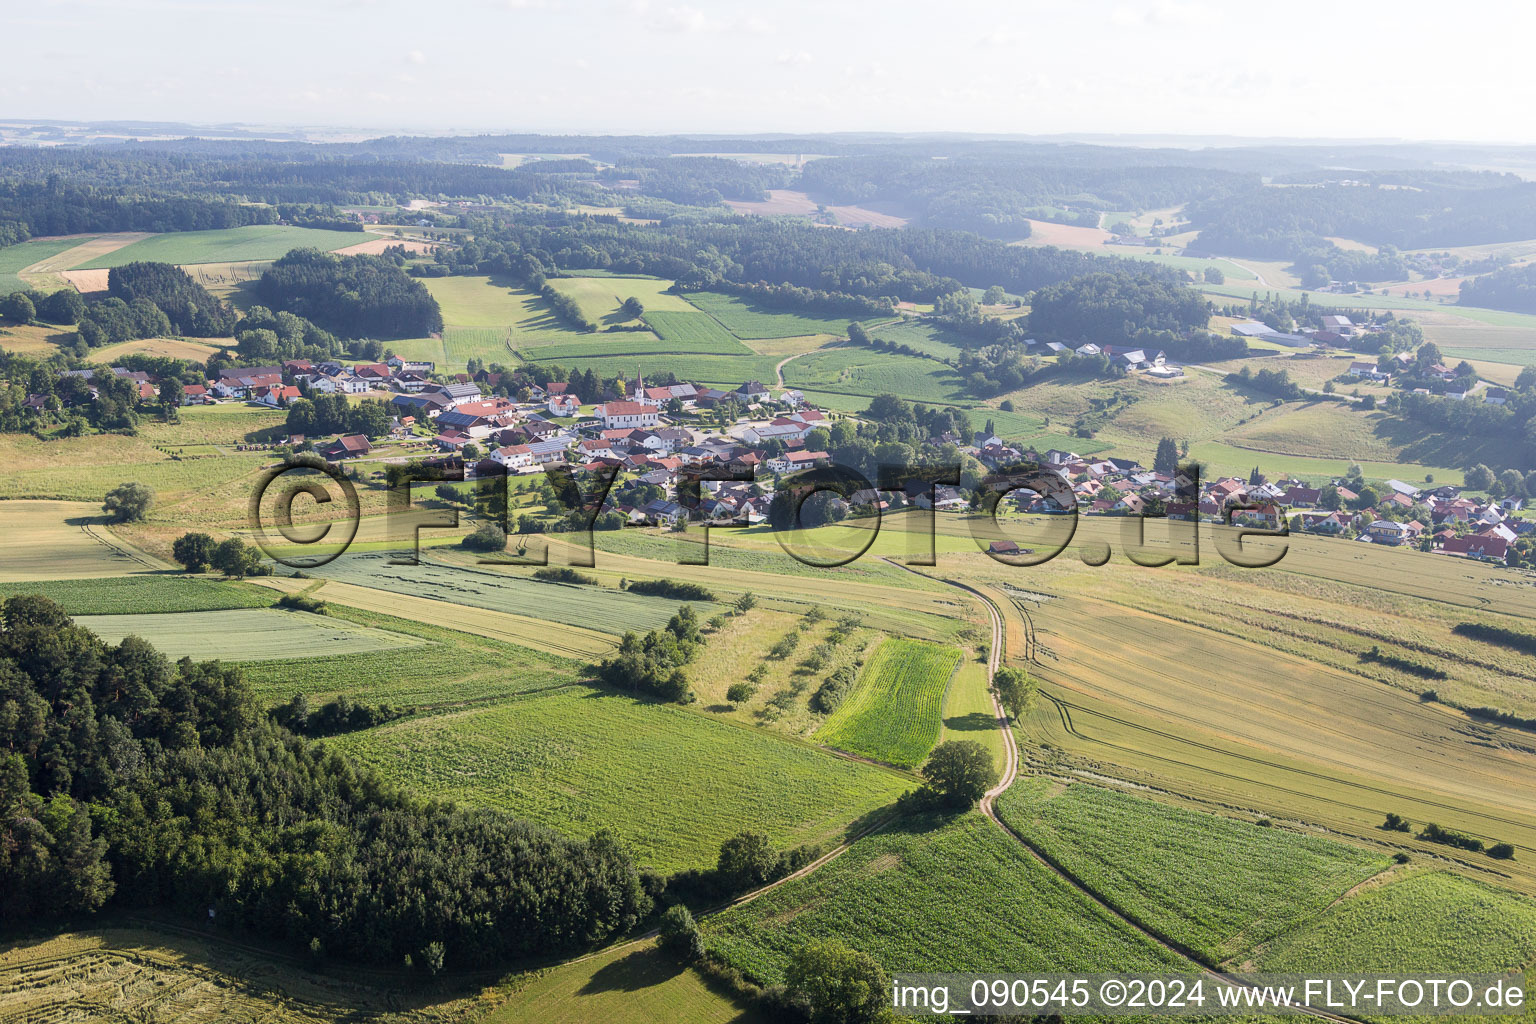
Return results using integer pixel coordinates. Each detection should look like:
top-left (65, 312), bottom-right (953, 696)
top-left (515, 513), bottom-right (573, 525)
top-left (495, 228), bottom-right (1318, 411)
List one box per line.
top-left (633, 364), bottom-right (643, 400)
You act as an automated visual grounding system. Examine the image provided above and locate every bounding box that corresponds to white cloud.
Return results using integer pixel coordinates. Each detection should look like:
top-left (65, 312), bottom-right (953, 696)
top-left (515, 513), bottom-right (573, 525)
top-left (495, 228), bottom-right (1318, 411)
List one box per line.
top-left (776, 50), bottom-right (812, 65)
top-left (407, 49), bottom-right (427, 64)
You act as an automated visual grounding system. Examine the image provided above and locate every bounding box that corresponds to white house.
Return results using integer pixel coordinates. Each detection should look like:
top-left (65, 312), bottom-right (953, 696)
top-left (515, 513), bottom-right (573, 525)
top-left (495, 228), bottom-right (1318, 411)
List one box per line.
top-left (547, 394), bottom-right (579, 417)
top-left (490, 444), bottom-right (535, 470)
top-left (596, 401), bottom-right (659, 430)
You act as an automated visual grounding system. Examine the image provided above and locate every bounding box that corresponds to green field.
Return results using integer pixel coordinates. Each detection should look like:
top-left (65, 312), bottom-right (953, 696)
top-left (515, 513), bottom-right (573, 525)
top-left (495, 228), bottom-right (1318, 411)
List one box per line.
top-left (424, 274), bottom-right (540, 327)
top-left (524, 350), bottom-right (781, 388)
top-left (73, 607), bottom-right (431, 661)
top-left (816, 638), bottom-right (962, 768)
top-left (869, 320), bottom-right (970, 361)
top-left (783, 348), bottom-right (968, 405)
top-left (687, 291), bottom-right (884, 339)
top-left (316, 553), bottom-right (718, 635)
top-left (996, 779), bottom-right (1389, 963)
top-left (548, 275), bottom-right (699, 324)
top-left (236, 604), bottom-right (581, 706)
top-left (74, 225), bottom-right (369, 268)
top-left (331, 685), bottom-right (910, 871)
top-left (704, 813), bottom-right (1187, 983)
top-left (1256, 870), bottom-right (1536, 975)
top-left (642, 310), bottom-right (756, 354)
top-left (0, 575), bottom-right (271, 615)
top-left (0, 237), bottom-right (87, 292)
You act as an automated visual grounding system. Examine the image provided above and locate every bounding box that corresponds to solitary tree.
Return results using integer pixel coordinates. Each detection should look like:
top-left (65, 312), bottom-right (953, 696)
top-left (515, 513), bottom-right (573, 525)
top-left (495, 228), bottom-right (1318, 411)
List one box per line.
top-left (1153, 437), bottom-right (1179, 475)
top-left (657, 904), bottom-right (704, 961)
top-left (621, 296), bottom-right (645, 320)
top-left (102, 482), bottom-right (153, 523)
top-left (921, 740), bottom-right (997, 809)
top-left (171, 532), bottom-right (216, 572)
top-left (784, 940), bottom-right (888, 1024)
top-left (993, 665), bottom-right (1037, 722)
top-left (210, 538), bottom-right (263, 578)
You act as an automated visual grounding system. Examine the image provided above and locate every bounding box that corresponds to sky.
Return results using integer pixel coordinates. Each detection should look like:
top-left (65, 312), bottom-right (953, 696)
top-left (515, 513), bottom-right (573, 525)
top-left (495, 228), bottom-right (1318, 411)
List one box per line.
top-left (4, 0), bottom-right (1534, 143)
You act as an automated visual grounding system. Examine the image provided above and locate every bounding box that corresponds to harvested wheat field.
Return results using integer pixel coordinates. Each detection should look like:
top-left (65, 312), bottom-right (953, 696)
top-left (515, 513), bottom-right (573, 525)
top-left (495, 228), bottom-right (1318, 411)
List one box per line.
top-left (333, 236), bottom-right (438, 256)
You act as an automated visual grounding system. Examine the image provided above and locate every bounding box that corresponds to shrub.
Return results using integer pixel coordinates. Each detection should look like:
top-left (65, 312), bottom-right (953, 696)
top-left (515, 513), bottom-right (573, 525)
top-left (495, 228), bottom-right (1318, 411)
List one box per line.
top-left (626, 579), bottom-right (716, 601)
top-left (726, 682), bottom-right (755, 704)
top-left (102, 482), bottom-right (154, 523)
top-left (276, 593), bottom-right (328, 614)
top-left (1489, 843), bottom-right (1516, 860)
top-left (532, 567), bottom-right (598, 586)
top-left (657, 904), bottom-right (704, 961)
top-left (461, 522), bottom-right (507, 552)
top-left (171, 531), bottom-right (215, 572)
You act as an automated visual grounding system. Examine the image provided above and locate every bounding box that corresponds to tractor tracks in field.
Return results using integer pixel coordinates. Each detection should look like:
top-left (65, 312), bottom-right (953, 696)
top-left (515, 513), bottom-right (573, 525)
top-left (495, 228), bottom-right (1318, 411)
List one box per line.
top-left (902, 564), bottom-right (1361, 1023)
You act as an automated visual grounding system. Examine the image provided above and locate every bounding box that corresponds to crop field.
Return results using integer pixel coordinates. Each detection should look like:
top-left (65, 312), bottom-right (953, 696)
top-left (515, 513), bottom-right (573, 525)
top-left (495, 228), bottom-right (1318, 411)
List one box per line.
top-left (1222, 400), bottom-right (1501, 469)
top-left (548, 275), bottom-right (698, 324)
top-left (704, 813), bottom-right (1187, 984)
top-left (254, 576), bottom-right (617, 660)
top-left (135, 402), bottom-right (287, 446)
top-left (74, 225), bottom-right (369, 268)
top-left (236, 604), bottom-right (581, 705)
top-left (869, 320), bottom-right (970, 360)
top-left (1255, 870), bottom-right (1536, 976)
top-left (0, 322), bottom-right (76, 355)
top-left (782, 348), bottom-right (969, 404)
top-left (331, 686), bottom-right (911, 871)
top-left (0, 433), bottom-right (271, 505)
top-left (0, 575), bottom-right (269, 614)
top-left (0, 500), bottom-right (167, 580)
top-left (524, 349), bottom-right (782, 388)
top-left (816, 638), bottom-right (961, 768)
top-left (0, 926), bottom-right (479, 1024)
top-left (313, 553), bottom-right (718, 635)
top-left (995, 779), bottom-right (1389, 963)
top-left (0, 236), bottom-right (85, 292)
top-left (685, 291), bottom-right (883, 339)
top-left (73, 607), bottom-right (431, 661)
top-left (641, 310), bottom-right (755, 353)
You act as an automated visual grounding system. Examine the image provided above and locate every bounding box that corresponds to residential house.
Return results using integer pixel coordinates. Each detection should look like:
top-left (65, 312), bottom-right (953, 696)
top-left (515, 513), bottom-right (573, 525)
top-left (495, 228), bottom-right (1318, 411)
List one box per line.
top-left (321, 434), bottom-right (372, 460)
top-left (489, 444), bottom-right (535, 471)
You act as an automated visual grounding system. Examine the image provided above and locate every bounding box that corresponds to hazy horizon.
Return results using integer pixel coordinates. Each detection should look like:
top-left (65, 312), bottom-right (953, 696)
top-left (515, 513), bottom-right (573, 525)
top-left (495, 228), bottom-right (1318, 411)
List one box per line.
top-left (3, 0), bottom-right (1527, 143)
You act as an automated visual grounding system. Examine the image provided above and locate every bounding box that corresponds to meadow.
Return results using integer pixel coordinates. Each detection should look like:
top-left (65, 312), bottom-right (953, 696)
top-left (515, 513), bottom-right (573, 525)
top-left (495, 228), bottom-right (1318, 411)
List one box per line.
top-left (548, 275), bottom-right (699, 324)
top-left (72, 607), bottom-right (432, 661)
top-left (703, 813), bottom-right (1188, 984)
top-left (73, 225), bottom-right (370, 268)
top-left (88, 336), bottom-right (225, 363)
top-left (331, 685), bottom-right (911, 872)
top-left (685, 291), bottom-right (881, 339)
top-left (781, 348), bottom-right (969, 405)
top-left (995, 779), bottom-right (1389, 963)
top-left (869, 319), bottom-right (970, 360)
top-left (816, 638), bottom-right (961, 768)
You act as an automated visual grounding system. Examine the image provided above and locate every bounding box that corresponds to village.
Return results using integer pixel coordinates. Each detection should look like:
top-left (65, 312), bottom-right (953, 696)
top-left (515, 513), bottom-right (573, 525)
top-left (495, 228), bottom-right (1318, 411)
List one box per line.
top-left (44, 352), bottom-right (1532, 566)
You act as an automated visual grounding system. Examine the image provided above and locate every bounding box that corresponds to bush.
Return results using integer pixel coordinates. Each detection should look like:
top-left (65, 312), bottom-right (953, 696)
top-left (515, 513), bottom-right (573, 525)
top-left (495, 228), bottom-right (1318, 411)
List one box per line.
top-left (462, 522), bottom-right (507, 552)
top-left (1489, 843), bottom-right (1516, 860)
top-left (726, 682), bottom-right (755, 704)
top-left (532, 567), bottom-right (598, 586)
top-left (810, 666), bottom-right (855, 714)
top-left (276, 593), bottom-right (328, 614)
top-left (1382, 812), bottom-right (1412, 833)
top-left (1418, 822), bottom-right (1484, 853)
top-left (210, 537), bottom-right (266, 578)
top-left (626, 579), bottom-right (716, 601)
top-left (657, 904), bottom-right (703, 961)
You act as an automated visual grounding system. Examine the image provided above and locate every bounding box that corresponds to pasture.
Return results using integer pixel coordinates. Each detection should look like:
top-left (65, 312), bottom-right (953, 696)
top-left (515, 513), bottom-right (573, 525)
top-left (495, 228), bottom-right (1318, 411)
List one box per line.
top-left (73, 225), bottom-right (370, 268)
top-left (781, 348), bottom-right (968, 405)
top-left (424, 274), bottom-right (540, 327)
top-left (995, 779), bottom-right (1389, 963)
top-left (0, 322), bottom-right (76, 355)
top-left (0, 500), bottom-right (167, 581)
top-left (816, 638), bottom-right (961, 768)
top-left (73, 607), bottom-right (431, 661)
top-left (703, 813), bottom-right (1187, 984)
top-left (331, 686), bottom-right (911, 872)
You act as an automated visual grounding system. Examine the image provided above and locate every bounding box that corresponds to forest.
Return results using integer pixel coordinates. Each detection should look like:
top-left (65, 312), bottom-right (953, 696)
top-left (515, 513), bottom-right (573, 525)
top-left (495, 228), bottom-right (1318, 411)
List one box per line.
top-left (0, 594), bottom-right (648, 971)
top-left (255, 249), bottom-right (443, 338)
